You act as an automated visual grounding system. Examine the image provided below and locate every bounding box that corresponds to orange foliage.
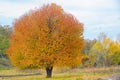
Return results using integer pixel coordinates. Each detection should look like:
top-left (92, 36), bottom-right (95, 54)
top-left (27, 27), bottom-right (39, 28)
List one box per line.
top-left (7, 3), bottom-right (84, 69)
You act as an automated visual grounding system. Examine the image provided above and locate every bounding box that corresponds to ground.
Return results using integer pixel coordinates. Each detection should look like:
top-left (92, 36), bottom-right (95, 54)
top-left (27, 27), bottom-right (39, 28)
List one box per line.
top-left (99, 74), bottom-right (120, 80)
top-left (0, 66), bottom-right (120, 80)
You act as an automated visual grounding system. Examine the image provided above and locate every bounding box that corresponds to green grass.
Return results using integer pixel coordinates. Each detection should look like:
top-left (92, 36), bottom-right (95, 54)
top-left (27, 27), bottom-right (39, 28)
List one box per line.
top-left (0, 66), bottom-right (120, 80)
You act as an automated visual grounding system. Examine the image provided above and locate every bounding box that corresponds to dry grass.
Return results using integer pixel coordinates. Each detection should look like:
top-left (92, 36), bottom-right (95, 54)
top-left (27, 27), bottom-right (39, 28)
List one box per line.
top-left (0, 66), bottom-right (120, 80)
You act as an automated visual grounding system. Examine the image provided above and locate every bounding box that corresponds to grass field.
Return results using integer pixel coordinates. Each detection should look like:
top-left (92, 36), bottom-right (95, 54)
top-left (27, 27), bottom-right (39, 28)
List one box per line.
top-left (0, 66), bottom-right (120, 80)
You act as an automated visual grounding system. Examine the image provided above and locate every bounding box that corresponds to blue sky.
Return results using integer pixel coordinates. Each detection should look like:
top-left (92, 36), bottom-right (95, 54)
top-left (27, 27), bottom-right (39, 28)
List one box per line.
top-left (0, 0), bottom-right (120, 40)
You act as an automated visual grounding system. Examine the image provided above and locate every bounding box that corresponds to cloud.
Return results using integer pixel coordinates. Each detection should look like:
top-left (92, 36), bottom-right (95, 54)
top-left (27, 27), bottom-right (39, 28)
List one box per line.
top-left (33, 0), bottom-right (118, 10)
top-left (0, 0), bottom-right (119, 19)
top-left (0, 1), bottom-right (38, 18)
top-left (0, 0), bottom-right (120, 39)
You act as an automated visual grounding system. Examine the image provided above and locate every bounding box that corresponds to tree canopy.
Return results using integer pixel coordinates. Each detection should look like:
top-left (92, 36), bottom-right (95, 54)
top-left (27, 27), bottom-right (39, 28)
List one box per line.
top-left (7, 3), bottom-right (84, 77)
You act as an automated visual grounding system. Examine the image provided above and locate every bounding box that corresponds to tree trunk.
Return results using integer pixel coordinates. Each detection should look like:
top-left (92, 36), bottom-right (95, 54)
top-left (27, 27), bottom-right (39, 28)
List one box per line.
top-left (46, 66), bottom-right (53, 78)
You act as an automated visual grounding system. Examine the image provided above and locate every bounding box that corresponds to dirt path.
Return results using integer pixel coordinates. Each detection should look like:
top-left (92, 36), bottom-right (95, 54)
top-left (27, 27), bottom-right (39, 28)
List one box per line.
top-left (105, 74), bottom-right (120, 80)
top-left (97, 74), bottom-right (120, 80)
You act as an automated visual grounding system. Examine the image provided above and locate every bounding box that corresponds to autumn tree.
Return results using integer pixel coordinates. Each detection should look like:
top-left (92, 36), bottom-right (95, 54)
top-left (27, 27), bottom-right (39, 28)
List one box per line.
top-left (7, 3), bottom-right (84, 78)
top-left (89, 33), bottom-right (120, 67)
top-left (108, 41), bottom-right (120, 65)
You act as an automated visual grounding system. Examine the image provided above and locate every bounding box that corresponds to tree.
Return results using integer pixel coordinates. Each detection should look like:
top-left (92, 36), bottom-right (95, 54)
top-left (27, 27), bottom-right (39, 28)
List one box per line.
top-left (82, 39), bottom-right (96, 67)
top-left (108, 41), bottom-right (120, 65)
top-left (90, 34), bottom-right (120, 67)
top-left (7, 3), bottom-right (84, 78)
top-left (112, 51), bottom-right (120, 65)
top-left (85, 33), bottom-right (110, 67)
top-left (83, 39), bottom-right (96, 55)
top-left (0, 25), bottom-right (12, 58)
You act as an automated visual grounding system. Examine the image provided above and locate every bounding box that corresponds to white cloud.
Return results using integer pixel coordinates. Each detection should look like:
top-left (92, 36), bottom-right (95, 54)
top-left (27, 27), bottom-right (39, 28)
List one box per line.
top-left (34, 0), bottom-right (117, 10)
top-left (0, 0), bottom-right (118, 18)
top-left (0, 0), bottom-right (119, 39)
top-left (0, 2), bottom-right (38, 18)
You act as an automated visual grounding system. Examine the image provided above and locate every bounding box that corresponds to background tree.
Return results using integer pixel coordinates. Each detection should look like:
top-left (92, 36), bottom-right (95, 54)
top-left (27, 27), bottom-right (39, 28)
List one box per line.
top-left (89, 33), bottom-right (111, 67)
top-left (0, 25), bottom-right (12, 69)
top-left (112, 51), bottom-right (120, 65)
top-left (83, 39), bottom-right (96, 54)
top-left (7, 3), bottom-right (84, 78)
top-left (108, 41), bottom-right (120, 65)
top-left (82, 39), bottom-right (96, 67)
top-left (0, 25), bottom-right (12, 58)
top-left (88, 33), bottom-right (120, 67)
top-left (91, 38), bottom-right (111, 67)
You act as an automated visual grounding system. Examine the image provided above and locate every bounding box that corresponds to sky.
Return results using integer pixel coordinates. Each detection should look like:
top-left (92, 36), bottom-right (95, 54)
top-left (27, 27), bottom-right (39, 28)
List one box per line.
top-left (0, 0), bottom-right (120, 40)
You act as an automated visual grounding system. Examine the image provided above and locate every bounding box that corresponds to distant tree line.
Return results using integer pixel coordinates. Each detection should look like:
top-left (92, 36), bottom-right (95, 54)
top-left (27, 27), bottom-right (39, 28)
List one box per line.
top-left (83, 33), bottom-right (120, 67)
